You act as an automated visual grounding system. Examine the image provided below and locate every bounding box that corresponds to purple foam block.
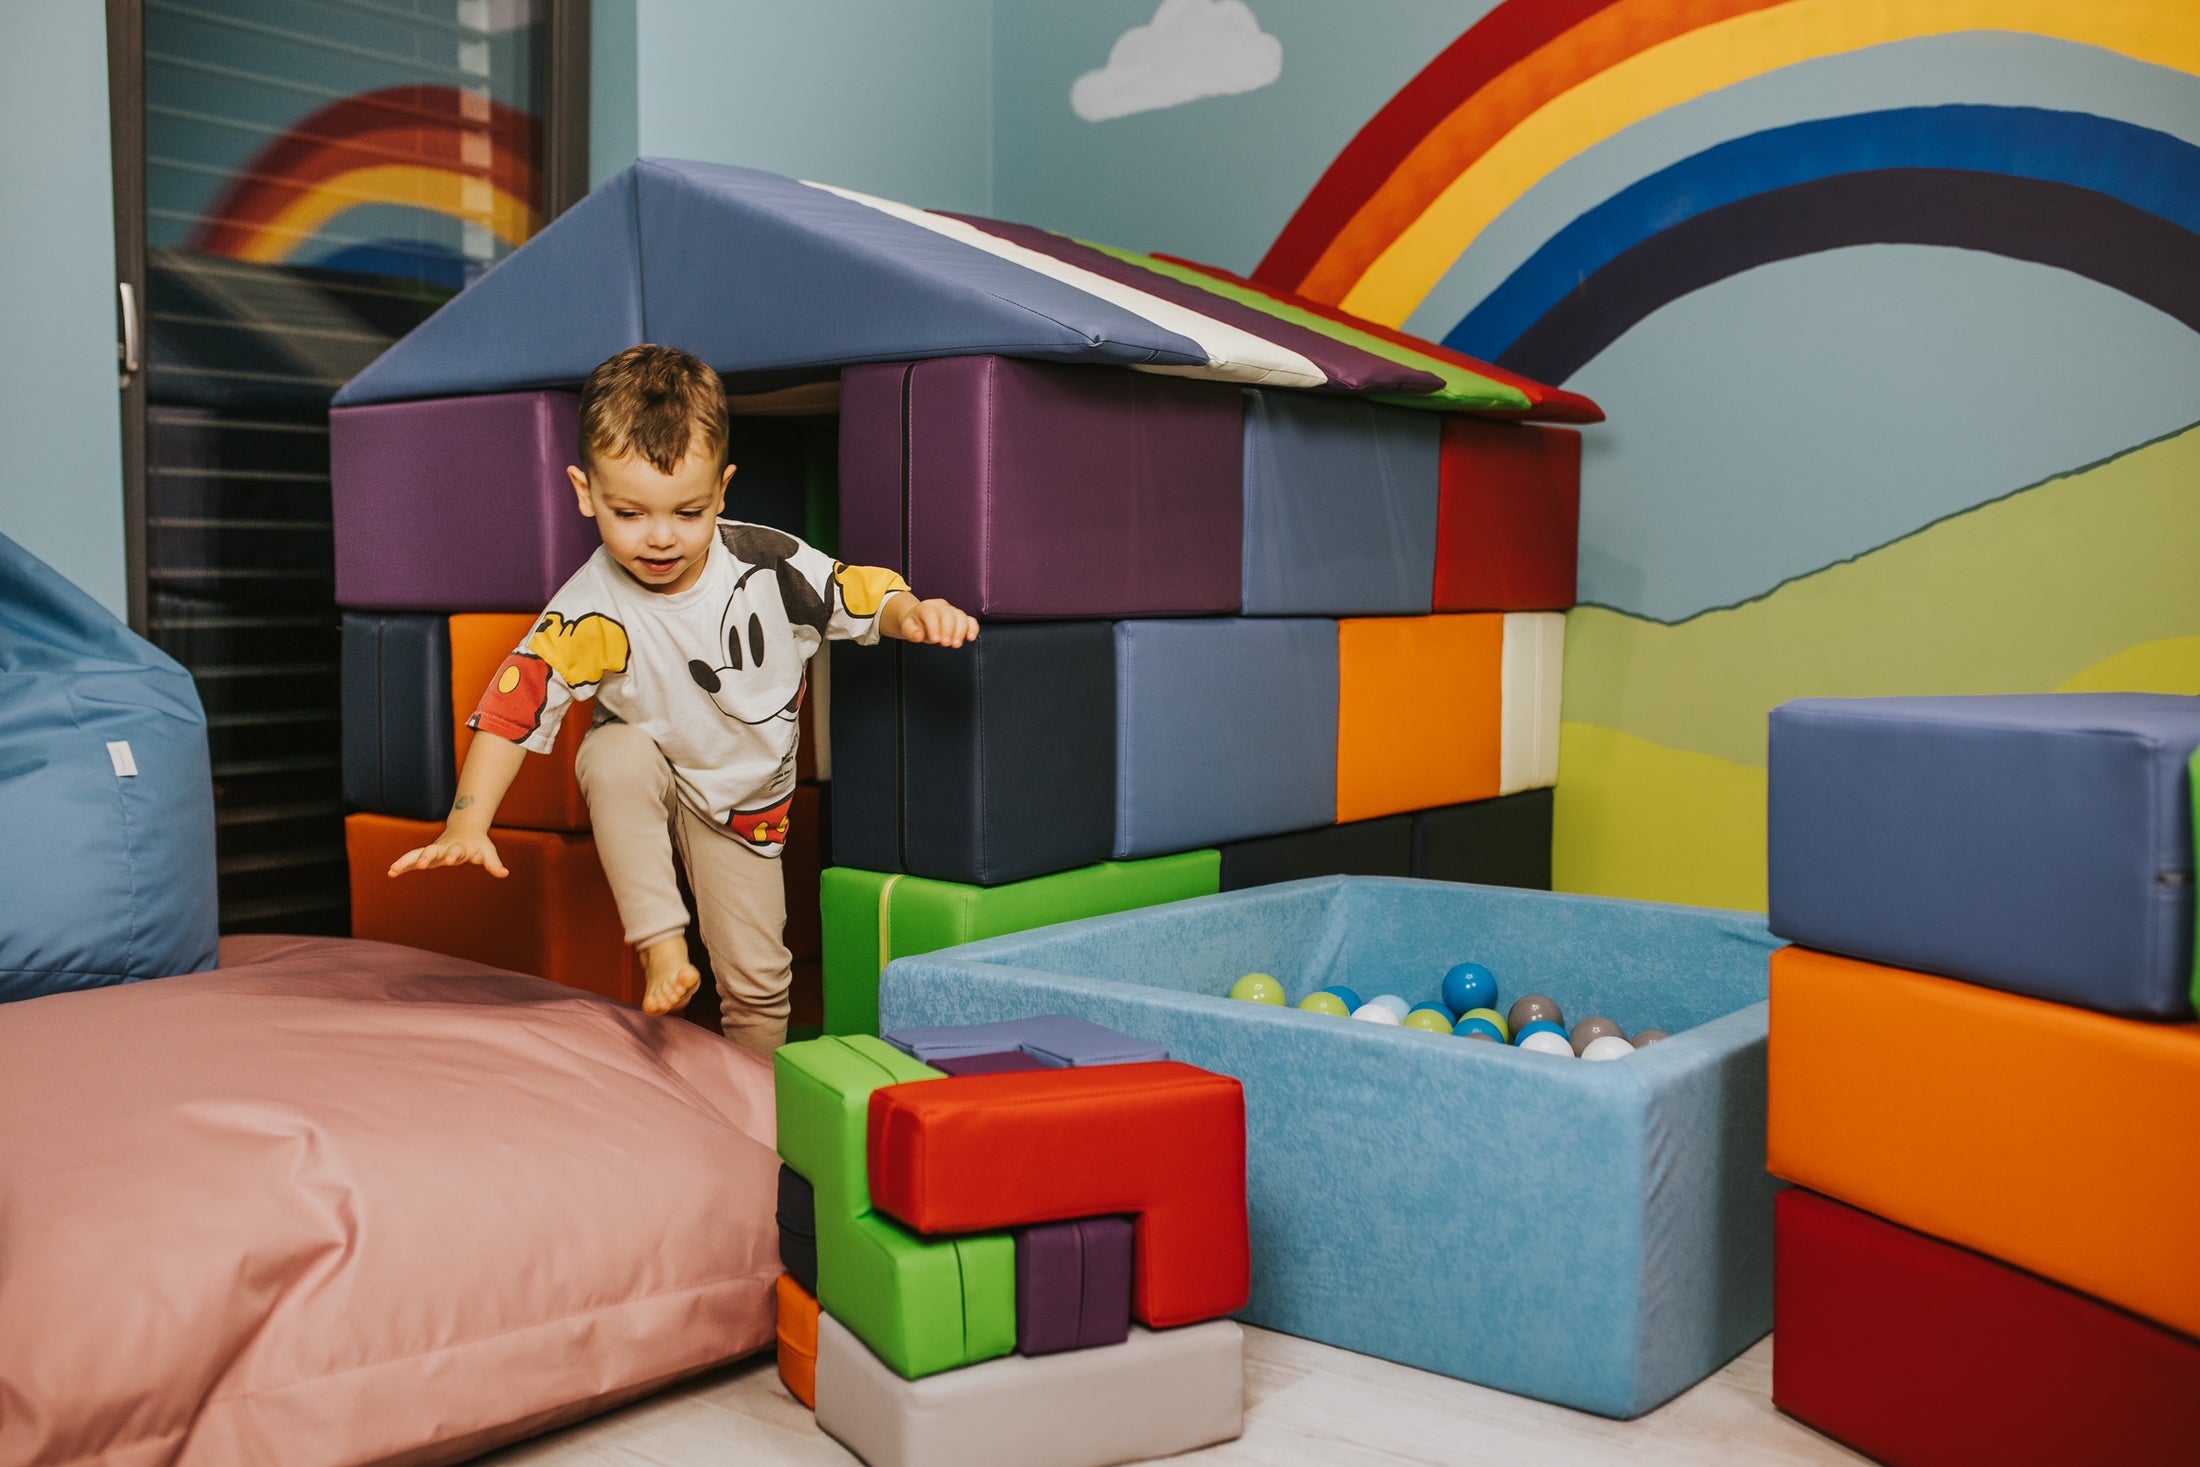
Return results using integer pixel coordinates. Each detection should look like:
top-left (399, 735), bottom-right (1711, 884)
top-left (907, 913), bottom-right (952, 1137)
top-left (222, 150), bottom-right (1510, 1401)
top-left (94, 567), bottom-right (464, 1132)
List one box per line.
top-left (1016, 1216), bottom-right (1136, 1356)
top-left (932, 1050), bottom-right (1049, 1077)
top-left (883, 1015), bottom-right (1168, 1068)
top-left (331, 391), bottom-right (594, 612)
top-left (840, 356), bottom-right (1243, 620)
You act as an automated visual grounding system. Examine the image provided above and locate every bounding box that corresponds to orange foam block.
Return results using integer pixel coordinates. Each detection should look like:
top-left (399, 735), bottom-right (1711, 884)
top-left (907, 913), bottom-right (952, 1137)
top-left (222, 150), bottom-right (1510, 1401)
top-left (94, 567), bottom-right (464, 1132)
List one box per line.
top-left (449, 613), bottom-right (592, 831)
top-left (776, 1273), bottom-right (820, 1409)
top-left (1768, 945), bottom-right (2200, 1338)
top-left (1337, 612), bottom-right (1566, 820)
top-left (866, 1063), bottom-right (1249, 1329)
top-left (345, 812), bottom-right (640, 1006)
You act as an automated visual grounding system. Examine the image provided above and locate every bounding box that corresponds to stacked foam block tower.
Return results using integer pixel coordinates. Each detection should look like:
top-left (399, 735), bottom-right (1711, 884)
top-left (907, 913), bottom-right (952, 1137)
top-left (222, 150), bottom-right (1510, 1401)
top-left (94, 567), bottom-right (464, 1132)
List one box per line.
top-left (772, 1016), bottom-right (1249, 1467)
top-left (332, 397), bottom-right (835, 1019)
top-left (823, 356), bottom-right (1579, 1033)
top-left (1762, 695), bottom-right (2200, 1466)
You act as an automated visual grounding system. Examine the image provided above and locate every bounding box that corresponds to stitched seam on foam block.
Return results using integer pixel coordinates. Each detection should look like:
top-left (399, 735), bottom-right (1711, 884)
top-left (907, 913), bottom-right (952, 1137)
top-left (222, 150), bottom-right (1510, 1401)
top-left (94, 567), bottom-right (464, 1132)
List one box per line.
top-left (1116, 625), bottom-right (1135, 855)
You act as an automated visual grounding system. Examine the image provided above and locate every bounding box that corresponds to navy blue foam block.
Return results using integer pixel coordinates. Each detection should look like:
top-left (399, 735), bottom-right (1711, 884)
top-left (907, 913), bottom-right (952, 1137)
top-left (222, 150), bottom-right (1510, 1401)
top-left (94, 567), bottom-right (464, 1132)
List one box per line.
top-left (1412, 790), bottom-right (1554, 891)
top-left (1240, 390), bottom-right (1440, 616)
top-left (1, 534), bottom-right (219, 1000)
top-left (340, 613), bottom-right (454, 823)
top-left (779, 1163), bottom-right (819, 1295)
top-left (1220, 817), bottom-right (1412, 891)
top-left (1114, 619), bottom-right (1338, 859)
top-left (829, 624), bottom-right (1116, 886)
top-left (337, 161), bottom-right (1210, 406)
top-left (1768, 695), bottom-right (2200, 1019)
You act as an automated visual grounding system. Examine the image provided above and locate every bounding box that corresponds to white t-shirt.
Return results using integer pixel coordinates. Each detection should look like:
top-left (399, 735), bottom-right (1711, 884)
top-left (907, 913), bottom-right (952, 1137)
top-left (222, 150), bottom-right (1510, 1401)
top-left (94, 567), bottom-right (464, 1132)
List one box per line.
top-left (469, 520), bottom-right (907, 855)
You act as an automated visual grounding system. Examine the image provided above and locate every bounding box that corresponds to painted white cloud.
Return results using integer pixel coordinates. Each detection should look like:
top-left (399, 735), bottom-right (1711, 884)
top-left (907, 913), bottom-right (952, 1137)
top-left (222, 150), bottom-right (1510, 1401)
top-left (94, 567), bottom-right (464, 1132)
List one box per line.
top-left (1071, 0), bottom-right (1283, 123)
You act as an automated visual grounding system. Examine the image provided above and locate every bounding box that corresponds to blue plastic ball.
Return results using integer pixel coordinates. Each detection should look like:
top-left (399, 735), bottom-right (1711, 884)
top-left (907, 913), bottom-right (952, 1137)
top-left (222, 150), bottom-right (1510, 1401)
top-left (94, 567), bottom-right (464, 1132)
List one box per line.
top-left (1407, 1000), bottom-right (1455, 1020)
top-left (1320, 985), bottom-right (1365, 1013)
top-left (1369, 994), bottom-right (1412, 1021)
top-left (1442, 962), bottom-right (1498, 1018)
top-left (1513, 1018), bottom-right (1568, 1046)
top-left (1453, 1015), bottom-right (1506, 1042)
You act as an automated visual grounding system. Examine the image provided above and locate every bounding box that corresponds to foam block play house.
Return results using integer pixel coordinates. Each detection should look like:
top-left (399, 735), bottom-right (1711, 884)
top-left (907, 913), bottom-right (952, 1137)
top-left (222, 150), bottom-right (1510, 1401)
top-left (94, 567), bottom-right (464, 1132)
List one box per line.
top-left (328, 158), bottom-right (1597, 1031)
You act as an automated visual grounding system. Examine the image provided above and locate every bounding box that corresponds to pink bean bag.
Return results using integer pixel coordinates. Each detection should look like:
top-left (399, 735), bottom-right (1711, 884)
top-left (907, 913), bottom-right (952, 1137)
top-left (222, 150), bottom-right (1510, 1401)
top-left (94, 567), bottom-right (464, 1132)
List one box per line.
top-left (0, 936), bottom-right (781, 1467)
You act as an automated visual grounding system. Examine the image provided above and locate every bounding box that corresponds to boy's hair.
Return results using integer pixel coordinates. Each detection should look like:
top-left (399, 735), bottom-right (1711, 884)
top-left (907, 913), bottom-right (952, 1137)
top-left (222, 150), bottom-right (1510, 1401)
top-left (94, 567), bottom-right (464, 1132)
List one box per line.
top-left (578, 344), bottom-right (728, 474)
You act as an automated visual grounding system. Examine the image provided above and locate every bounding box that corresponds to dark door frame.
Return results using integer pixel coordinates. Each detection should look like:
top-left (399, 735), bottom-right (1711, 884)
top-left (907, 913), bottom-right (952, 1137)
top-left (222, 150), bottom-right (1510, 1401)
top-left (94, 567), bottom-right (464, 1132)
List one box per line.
top-left (106, 0), bottom-right (593, 636)
top-left (106, 0), bottom-right (147, 633)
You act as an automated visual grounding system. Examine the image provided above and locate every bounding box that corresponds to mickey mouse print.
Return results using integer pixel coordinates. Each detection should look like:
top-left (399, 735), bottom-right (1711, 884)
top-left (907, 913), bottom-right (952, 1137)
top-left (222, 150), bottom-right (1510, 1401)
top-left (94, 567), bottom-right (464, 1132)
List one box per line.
top-left (469, 519), bottom-right (908, 855)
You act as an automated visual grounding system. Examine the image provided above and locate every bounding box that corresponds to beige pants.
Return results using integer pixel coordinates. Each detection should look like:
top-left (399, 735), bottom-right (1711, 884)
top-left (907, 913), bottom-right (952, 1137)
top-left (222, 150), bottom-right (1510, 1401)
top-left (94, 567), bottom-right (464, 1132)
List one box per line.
top-left (575, 721), bottom-right (790, 1055)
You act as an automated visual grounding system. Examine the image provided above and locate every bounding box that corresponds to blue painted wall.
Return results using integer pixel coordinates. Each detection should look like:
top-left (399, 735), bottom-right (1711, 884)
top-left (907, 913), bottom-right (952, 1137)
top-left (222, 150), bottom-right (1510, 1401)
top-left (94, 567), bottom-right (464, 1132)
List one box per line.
top-left (0, 2), bottom-right (126, 615)
top-left (597, 0), bottom-right (994, 213)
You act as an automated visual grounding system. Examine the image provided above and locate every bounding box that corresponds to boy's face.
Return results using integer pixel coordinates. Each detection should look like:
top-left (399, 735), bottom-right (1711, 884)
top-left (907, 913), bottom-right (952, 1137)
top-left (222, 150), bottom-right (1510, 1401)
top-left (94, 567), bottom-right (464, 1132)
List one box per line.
top-left (568, 440), bottom-right (735, 595)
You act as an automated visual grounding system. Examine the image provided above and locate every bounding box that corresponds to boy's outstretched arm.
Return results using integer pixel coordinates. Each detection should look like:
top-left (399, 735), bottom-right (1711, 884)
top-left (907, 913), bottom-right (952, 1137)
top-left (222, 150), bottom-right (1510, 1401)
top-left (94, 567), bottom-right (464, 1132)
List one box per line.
top-left (878, 594), bottom-right (979, 648)
top-left (386, 733), bottom-right (530, 878)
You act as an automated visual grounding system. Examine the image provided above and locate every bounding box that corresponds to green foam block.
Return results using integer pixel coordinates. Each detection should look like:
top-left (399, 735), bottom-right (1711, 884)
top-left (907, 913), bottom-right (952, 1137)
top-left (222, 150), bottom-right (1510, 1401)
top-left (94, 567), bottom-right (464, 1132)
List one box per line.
top-left (776, 1035), bottom-right (1016, 1378)
top-left (821, 851), bottom-right (1222, 1037)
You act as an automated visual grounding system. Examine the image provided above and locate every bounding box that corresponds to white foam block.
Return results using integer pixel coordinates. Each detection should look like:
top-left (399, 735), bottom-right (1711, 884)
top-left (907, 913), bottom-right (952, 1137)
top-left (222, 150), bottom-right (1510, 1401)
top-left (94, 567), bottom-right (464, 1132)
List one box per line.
top-left (1499, 611), bottom-right (1564, 794)
top-left (814, 1312), bottom-right (1243, 1467)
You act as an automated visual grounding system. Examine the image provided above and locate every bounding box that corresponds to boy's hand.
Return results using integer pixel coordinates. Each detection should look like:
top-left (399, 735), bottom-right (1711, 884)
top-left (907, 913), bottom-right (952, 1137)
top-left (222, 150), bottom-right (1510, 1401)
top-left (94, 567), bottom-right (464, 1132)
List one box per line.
top-left (885, 596), bottom-right (979, 649)
top-left (388, 829), bottom-right (509, 879)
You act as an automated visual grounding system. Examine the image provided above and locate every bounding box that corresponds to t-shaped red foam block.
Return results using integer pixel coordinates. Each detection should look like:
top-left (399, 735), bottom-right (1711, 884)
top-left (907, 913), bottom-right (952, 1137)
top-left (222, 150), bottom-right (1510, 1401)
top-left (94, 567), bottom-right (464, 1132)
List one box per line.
top-left (866, 1061), bottom-right (1248, 1328)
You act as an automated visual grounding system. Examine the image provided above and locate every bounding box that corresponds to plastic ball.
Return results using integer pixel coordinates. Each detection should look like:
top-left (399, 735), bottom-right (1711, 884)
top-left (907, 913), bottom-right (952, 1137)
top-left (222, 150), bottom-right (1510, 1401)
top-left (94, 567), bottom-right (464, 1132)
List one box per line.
top-left (1369, 994), bottom-right (1411, 1021)
top-left (1632, 1029), bottom-right (1672, 1047)
top-left (1320, 985), bottom-right (1366, 1014)
top-left (1402, 1008), bottom-right (1455, 1034)
top-left (1457, 1006), bottom-right (1510, 1042)
top-left (1441, 962), bottom-right (1497, 1017)
top-left (1456, 1027), bottom-right (1500, 1043)
top-left (1508, 994), bottom-right (1564, 1034)
top-left (1580, 1034), bottom-right (1635, 1062)
top-left (1518, 1030), bottom-right (1575, 1057)
top-left (1407, 1000), bottom-right (1455, 1019)
top-left (1229, 973), bottom-right (1288, 1006)
top-left (1452, 1015), bottom-right (1505, 1042)
top-left (1297, 991), bottom-right (1352, 1017)
top-left (1351, 1002), bottom-right (1402, 1025)
top-left (1569, 1016), bottom-right (1623, 1055)
top-left (1512, 1018), bottom-right (1567, 1046)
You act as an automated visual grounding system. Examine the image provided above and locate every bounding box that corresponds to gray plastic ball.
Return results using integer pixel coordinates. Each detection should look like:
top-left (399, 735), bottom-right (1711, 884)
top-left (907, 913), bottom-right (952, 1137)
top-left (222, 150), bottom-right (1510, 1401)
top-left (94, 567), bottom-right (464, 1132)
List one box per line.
top-left (1507, 994), bottom-right (1563, 1034)
top-left (1570, 1015), bottom-right (1623, 1055)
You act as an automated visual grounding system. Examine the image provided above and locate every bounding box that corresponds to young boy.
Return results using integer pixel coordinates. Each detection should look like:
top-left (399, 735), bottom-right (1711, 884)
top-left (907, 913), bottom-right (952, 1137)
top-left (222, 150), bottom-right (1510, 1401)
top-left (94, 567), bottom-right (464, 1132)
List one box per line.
top-left (388, 344), bottom-right (976, 1053)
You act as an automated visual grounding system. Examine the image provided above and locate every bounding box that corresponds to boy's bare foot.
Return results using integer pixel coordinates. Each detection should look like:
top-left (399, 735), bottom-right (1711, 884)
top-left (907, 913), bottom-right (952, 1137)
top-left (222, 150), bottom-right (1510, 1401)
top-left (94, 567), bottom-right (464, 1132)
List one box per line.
top-left (640, 936), bottom-right (701, 1016)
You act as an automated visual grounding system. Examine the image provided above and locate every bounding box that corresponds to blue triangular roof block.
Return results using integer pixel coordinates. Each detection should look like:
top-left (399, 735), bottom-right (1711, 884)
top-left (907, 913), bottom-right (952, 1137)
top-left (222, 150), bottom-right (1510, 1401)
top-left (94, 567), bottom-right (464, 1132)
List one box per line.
top-left (335, 168), bottom-right (646, 406)
top-left (336, 160), bottom-right (1211, 405)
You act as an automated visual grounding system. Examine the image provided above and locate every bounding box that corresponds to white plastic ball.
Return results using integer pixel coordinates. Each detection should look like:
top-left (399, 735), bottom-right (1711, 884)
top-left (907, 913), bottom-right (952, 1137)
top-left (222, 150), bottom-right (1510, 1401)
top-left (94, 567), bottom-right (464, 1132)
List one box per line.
top-left (1580, 1034), bottom-right (1636, 1062)
top-left (1351, 1002), bottom-right (1402, 1025)
top-left (1518, 1030), bottom-right (1574, 1057)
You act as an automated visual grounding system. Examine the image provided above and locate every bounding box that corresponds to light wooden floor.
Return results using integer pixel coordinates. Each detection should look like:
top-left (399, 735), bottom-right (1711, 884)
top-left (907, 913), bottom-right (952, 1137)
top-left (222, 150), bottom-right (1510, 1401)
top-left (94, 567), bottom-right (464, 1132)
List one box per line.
top-left (479, 1329), bottom-right (1870, 1467)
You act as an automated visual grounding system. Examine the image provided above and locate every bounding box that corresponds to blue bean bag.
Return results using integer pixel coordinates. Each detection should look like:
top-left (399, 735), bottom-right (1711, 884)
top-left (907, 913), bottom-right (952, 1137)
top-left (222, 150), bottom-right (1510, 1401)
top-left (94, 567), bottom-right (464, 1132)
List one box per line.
top-left (0, 534), bottom-right (217, 1001)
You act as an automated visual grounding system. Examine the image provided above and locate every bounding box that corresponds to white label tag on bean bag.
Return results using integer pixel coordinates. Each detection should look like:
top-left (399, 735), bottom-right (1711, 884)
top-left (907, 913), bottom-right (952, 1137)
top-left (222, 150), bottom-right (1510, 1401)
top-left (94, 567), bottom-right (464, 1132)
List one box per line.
top-left (107, 740), bottom-right (138, 777)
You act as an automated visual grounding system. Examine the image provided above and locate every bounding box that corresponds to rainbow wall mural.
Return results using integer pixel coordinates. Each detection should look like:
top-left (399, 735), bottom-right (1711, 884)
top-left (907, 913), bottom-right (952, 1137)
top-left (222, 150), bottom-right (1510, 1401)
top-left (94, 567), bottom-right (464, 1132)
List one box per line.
top-left (1255, 0), bottom-right (2200, 909)
top-left (190, 84), bottom-right (540, 285)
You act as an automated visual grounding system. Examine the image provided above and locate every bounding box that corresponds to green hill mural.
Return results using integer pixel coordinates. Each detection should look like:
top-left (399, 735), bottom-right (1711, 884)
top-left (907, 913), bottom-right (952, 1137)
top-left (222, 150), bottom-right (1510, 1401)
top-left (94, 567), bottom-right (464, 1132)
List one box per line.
top-left (1554, 419), bottom-right (2200, 909)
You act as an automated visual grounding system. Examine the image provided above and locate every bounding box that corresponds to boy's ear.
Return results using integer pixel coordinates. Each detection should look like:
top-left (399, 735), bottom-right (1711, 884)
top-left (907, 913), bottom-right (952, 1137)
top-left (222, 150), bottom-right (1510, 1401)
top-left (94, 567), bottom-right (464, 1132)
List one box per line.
top-left (567, 465), bottom-right (595, 518)
top-left (716, 462), bottom-right (735, 511)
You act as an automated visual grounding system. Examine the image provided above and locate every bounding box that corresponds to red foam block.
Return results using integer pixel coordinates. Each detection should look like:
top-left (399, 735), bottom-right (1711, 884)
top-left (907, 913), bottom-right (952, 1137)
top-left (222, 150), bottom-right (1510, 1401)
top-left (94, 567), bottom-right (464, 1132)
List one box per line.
top-left (1774, 1188), bottom-right (2200, 1467)
top-left (1433, 417), bottom-right (1579, 611)
top-left (866, 1062), bottom-right (1248, 1329)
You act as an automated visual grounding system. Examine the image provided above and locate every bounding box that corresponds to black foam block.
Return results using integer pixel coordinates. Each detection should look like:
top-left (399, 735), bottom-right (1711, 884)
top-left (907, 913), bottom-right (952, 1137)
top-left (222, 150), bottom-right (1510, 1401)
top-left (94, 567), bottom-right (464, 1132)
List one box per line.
top-left (341, 612), bottom-right (453, 821)
top-left (1411, 788), bottom-right (1553, 890)
top-left (1219, 816), bottom-right (1412, 891)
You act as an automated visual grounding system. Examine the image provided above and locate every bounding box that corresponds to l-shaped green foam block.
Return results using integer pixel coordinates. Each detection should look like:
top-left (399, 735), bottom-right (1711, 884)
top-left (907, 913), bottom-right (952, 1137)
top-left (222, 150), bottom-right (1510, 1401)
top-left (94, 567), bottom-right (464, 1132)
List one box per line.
top-left (821, 851), bottom-right (1223, 1036)
top-left (775, 1035), bottom-right (1016, 1379)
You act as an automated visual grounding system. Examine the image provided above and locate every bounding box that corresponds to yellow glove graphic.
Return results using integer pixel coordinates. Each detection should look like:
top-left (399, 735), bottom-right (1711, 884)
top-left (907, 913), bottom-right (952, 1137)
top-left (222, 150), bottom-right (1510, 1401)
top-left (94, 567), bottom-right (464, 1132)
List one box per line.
top-left (833, 563), bottom-right (912, 618)
top-left (527, 611), bottom-right (631, 689)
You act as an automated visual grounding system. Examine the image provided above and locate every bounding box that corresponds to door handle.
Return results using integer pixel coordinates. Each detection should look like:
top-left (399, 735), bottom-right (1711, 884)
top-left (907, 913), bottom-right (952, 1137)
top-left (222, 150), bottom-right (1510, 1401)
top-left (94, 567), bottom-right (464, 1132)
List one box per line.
top-left (117, 280), bottom-right (141, 387)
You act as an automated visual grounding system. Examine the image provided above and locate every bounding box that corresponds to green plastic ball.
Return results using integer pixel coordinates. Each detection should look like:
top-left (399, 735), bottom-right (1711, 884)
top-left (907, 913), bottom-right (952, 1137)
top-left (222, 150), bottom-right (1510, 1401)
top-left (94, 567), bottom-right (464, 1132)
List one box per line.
top-left (1401, 1007), bottom-right (1456, 1034)
top-left (1458, 1006), bottom-right (1511, 1042)
top-left (1230, 972), bottom-right (1288, 1006)
top-left (1297, 991), bottom-right (1352, 1017)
